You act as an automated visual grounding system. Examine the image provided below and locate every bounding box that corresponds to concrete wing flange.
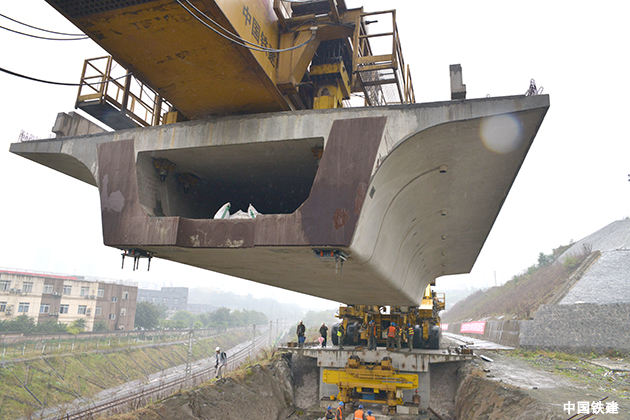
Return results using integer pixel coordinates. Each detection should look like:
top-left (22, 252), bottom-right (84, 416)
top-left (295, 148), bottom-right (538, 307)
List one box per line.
top-left (9, 95), bottom-right (549, 305)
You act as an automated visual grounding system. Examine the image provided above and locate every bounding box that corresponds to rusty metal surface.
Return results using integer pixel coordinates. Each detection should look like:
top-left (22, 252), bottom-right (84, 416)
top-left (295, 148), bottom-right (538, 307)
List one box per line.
top-left (97, 117), bottom-right (385, 249)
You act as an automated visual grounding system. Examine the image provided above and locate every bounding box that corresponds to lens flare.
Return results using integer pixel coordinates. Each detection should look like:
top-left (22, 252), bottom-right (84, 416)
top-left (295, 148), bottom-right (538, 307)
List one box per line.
top-left (480, 114), bottom-right (523, 154)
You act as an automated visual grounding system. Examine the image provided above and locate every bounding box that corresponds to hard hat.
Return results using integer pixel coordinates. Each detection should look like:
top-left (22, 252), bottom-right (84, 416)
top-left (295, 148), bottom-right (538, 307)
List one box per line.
top-left (367, 411), bottom-right (372, 415)
top-left (392, 322), bottom-right (396, 326)
top-left (327, 406), bottom-right (332, 410)
top-left (215, 347), bottom-right (220, 352)
top-left (339, 401), bottom-right (344, 406)
top-left (358, 405), bottom-right (363, 409)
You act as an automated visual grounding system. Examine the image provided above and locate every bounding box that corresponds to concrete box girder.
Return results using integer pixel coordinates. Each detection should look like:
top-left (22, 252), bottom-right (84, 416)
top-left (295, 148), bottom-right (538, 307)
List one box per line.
top-left (10, 95), bottom-right (549, 305)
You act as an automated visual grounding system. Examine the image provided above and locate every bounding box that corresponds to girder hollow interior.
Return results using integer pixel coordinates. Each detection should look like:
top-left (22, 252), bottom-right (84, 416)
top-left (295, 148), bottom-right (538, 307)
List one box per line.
top-left (138, 138), bottom-right (323, 218)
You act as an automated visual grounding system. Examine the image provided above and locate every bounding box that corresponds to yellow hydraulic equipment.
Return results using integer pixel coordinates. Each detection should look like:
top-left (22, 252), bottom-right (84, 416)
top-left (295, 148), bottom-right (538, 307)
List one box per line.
top-left (333, 285), bottom-right (445, 349)
top-left (323, 356), bottom-right (418, 410)
top-left (45, 0), bottom-right (415, 129)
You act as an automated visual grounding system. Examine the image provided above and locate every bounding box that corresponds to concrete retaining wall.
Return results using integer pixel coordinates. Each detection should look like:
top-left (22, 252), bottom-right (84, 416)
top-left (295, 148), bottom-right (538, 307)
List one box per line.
top-left (519, 303), bottom-right (630, 353)
top-left (446, 320), bottom-right (521, 347)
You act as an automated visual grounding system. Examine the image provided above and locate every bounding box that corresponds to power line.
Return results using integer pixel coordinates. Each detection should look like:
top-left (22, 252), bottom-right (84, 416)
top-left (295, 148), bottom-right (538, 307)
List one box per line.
top-left (175, 0), bottom-right (316, 53)
top-left (0, 12), bottom-right (84, 36)
top-left (0, 24), bottom-right (87, 40)
top-left (0, 66), bottom-right (130, 86)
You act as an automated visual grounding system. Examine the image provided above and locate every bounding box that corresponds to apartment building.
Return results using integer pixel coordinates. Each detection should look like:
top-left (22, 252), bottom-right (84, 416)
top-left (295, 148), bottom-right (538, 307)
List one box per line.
top-left (0, 269), bottom-right (137, 331)
top-left (137, 287), bottom-right (188, 312)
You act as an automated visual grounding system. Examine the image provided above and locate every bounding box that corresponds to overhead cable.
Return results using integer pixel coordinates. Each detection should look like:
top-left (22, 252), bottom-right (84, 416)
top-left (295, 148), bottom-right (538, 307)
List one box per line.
top-left (0, 66), bottom-right (130, 86)
top-left (175, 0), bottom-right (316, 53)
top-left (0, 24), bottom-right (88, 40)
top-left (0, 12), bottom-right (84, 36)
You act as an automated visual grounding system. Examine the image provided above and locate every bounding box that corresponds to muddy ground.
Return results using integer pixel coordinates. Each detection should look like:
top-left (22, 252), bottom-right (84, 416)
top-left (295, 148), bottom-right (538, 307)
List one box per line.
top-left (111, 345), bottom-right (629, 420)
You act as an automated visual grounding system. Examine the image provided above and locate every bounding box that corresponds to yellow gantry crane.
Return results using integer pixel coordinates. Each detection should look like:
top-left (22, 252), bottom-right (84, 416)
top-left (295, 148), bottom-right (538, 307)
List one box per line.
top-left (46, 0), bottom-right (415, 129)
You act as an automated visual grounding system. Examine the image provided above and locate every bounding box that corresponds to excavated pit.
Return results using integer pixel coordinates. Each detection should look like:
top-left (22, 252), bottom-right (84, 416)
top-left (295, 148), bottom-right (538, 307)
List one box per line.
top-left (116, 351), bottom-right (567, 420)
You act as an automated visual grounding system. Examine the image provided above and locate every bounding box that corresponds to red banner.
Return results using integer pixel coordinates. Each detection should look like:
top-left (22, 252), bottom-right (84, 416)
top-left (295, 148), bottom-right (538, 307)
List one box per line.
top-left (440, 323), bottom-right (449, 331)
top-left (460, 321), bottom-right (486, 335)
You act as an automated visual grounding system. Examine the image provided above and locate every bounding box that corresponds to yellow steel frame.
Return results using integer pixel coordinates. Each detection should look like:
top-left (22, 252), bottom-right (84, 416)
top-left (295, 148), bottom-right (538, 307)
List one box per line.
top-left (323, 358), bottom-right (418, 407)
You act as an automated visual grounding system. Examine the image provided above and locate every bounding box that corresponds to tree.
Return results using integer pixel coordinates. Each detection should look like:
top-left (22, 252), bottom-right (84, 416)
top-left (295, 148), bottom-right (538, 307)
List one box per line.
top-left (537, 252), bottom-right (553, 267)
top-left (67, 318), bottom-right (86, 334)
top-left (135, 302), bottom-right (165, 330)
top-left (92, 320), bottom-right (108, 332)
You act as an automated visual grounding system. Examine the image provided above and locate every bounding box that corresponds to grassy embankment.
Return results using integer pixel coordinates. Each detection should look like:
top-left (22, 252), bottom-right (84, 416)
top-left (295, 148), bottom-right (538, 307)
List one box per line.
top-left (0, 328), bottom-right (251, 419)
top-left (506, 349), bottom-right (630, 400)
top-left (443, 245), bottom-right (592, 322)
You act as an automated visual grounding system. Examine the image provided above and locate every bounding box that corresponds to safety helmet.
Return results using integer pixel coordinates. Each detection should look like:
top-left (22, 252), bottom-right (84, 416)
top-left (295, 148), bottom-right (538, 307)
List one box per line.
top-left (339, 401), bottom-right (344, 406)
top-left (367, 411), bottom-right (372, 415)
top-left (392, 322), bottom-right (396, 326)
top-left (327, 406), bottom-right (332, 410)
top-left (358, 405), bottom-right (364, 409)
top-left (215, 347), bottom-right (220, 352)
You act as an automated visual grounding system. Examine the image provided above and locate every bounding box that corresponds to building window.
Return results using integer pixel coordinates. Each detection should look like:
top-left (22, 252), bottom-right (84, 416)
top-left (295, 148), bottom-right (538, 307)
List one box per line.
top-left (59, 304), bottom-right (69, 314)
top-left (78, 305), bottom-right (87, 315)
top-left (109, 313), bottom-right (116, 320)
top-left (112, 296), bottom-right (118, 303)
top-left (40, 304), bottom-right (50, 314)
top-left (0, 302), bottom-right (6, 312)
top-left (22, 282), bottom-right (33, 293)
top-left (80, 287), bottom-right (90, 297)
top-left (43, 284), bottom-right (54, 294)
top-left (0, 280), bottom-right (10, 291)
top-left (123, 291), bottom-right (129, 300)
top-left (18, 302), bottom-right (30, 313)
top-left (97, 288), bottom-right (104, 297)
top-left (120, 308), bottom-right (127, 317)
top-left (63, 285), bottom-right (72, 295)
top-left (95, 306), bottom-right (102, 316)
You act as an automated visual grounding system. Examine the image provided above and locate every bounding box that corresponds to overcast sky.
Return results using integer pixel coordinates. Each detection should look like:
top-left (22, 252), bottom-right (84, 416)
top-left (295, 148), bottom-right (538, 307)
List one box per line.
top-left (1, 1), bottom-right (629, 310)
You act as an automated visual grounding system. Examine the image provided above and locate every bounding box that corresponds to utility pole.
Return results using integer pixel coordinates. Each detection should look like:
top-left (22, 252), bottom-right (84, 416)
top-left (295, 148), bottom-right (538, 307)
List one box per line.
top-left (185, 329), bottom-right (193, 377)
top-left (269, 320), bottom-right (273, 346)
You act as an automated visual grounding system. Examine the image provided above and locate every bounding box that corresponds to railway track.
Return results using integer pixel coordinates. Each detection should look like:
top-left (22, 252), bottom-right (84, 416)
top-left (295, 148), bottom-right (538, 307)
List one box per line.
top-left (47, 328), bottom-right (276, 419)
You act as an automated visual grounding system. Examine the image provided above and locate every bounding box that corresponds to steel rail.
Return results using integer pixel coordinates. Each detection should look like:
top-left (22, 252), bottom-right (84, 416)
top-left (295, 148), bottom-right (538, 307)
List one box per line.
top-left (54, 332), bottom-right (274, 419)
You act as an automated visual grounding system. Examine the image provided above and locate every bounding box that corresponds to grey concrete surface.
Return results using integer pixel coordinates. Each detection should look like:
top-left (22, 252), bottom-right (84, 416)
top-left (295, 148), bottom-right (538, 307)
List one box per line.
top-left (520, 303), bottom-right (630, 352)
top-left (10, 96), bottom-right (549, 305)
top-left (560, 250), bottom-right (630, 304)
top-left (559, 218), bottom-right (630, 262)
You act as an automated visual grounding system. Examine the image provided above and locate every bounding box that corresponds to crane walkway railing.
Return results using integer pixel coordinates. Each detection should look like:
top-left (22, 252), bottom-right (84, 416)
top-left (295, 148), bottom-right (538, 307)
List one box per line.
top-left (75, 56), bottom-right (172, 129)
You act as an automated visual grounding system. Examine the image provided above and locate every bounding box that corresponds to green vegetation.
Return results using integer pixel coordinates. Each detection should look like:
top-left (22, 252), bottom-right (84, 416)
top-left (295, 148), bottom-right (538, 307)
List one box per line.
top-left (506, 349), bottom-right (630, 399)
top-left (0, 328), bottom-right (252, 419)
top-left (134, 303), bottom-right (268, 330)
top-left (0, 315), bottom-right (68, 334)
top-left (443, 242), bottom-right (591, 322)
top-left (134, 302), bottom-right (167, 330)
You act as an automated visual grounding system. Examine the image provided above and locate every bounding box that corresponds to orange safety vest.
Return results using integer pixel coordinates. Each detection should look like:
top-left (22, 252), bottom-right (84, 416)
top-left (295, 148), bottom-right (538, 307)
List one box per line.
top-left (387, 325), bottom-right (396, 338)
top-left (336, 407), bottom-right (343, 420)
top-left (353, 409), bottom-right (364, 420)
top-left (366, 416), bottom-right (376, 420)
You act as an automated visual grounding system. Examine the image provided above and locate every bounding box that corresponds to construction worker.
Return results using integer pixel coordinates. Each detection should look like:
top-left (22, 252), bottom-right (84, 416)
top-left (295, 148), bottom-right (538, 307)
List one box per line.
top-left (395, 324), bottom-right (402, 350)
top-left (366, 410), bottom-right (376, 420)
top-left (215, 346), bottom-right (227, 378)
top-left (325, 405), bottom-right (335, 420)
top-left (335, 401), bottom-right (344, 420)
top-left (353, 404), bottom-right (366, 420)
top-left (296, 320), bottom-right (306, 347)
top-left (367, 320), bottom-right (377, 350)
top-left (406, 323), bottom-right (415, 351)
top-left (337, 323), bottom-right (345, 349)
top-left (320, 322), bottom-right (329, 347)
top-left (387, 322), bottom-right (396, 349)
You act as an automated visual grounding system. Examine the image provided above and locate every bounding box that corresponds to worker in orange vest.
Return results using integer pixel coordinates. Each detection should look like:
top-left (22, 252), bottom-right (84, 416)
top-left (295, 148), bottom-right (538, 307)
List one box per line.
top-left (353, 404), bottom-right (366, 420)
top-left (387, 322), bottom-right (397, 349)
top-left (335, 401), bottom-right (344, 420)
top-left (366, 410), bottom-right (376, 420)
